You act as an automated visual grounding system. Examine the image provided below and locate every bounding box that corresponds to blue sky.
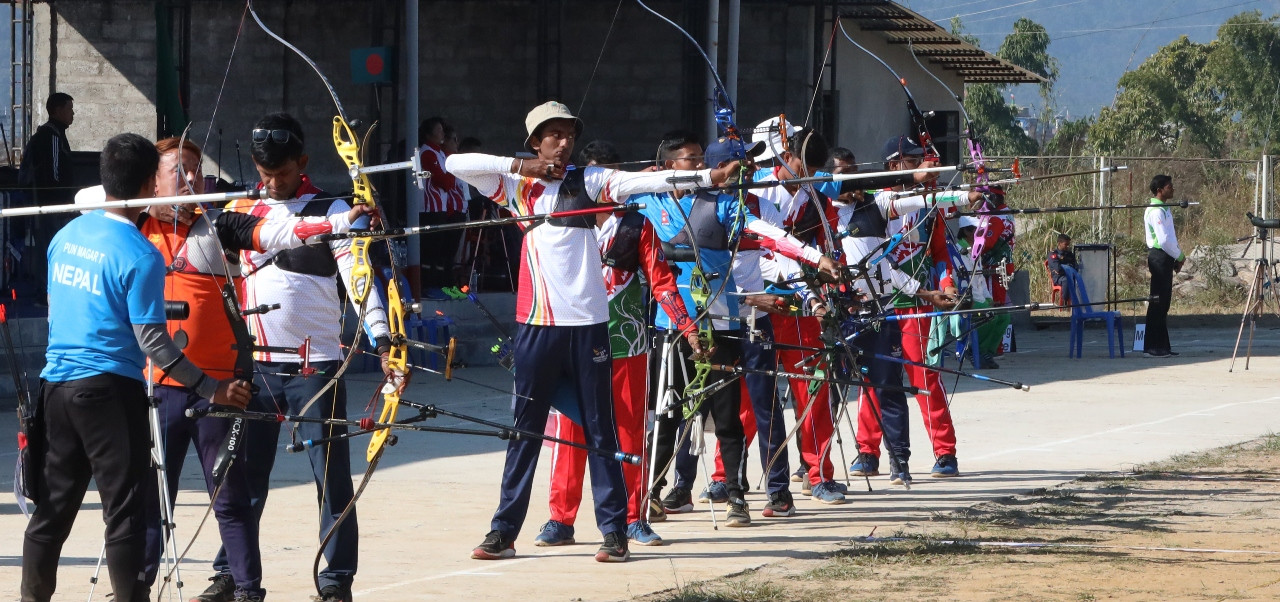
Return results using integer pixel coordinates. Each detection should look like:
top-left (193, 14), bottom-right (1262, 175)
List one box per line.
top-left (899, 0), bottom-right (1275, 118)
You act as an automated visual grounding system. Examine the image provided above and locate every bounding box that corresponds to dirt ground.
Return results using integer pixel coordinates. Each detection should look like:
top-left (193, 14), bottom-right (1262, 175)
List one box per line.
top-left (640, 435), bottom-right (1280, 602)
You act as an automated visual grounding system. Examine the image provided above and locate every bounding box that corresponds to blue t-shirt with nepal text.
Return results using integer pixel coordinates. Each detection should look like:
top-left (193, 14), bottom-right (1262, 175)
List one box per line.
top-left (41, 210), bottom-right (167, 383)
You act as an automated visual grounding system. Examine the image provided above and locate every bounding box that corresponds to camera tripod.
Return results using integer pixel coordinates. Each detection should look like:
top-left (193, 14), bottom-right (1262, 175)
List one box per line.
top-left (1230, 215), bottom-right (1280, 371)
top-left (87, 367), bottom-right (185, 600)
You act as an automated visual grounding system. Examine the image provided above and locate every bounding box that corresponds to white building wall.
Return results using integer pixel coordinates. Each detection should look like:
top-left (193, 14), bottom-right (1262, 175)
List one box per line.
top-left (832, 27), bottom-right (967, 169)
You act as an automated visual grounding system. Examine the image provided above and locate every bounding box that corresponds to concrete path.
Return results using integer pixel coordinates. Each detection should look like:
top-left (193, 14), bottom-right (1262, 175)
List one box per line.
top-left (2, 322), bottom-right (1278, 600)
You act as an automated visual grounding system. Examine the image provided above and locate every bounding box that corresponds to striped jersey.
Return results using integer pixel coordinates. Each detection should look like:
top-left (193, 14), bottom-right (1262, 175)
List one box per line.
top-left (447, 153), bottom-right (712, 326)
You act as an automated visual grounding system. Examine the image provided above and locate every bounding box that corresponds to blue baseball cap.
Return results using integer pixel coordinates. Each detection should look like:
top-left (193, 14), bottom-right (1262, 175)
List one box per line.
top-left (881, 135), bottom-right (925, 161)
top-left (704, 137), bottom-right (764, 168)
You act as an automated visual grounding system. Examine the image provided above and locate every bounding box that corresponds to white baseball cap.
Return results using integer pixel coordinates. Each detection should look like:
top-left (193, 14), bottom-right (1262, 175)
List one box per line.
top-left (958, 216), bottom-right (981, 229)
top-left (752, 116), bottom-right (799, 163)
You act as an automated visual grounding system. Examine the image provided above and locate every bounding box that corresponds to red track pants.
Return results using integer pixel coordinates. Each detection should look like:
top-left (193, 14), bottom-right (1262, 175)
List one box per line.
top-left (546, 353), bottom-right (646, 525)
top-left (856, 306), bottom-right (957, 457)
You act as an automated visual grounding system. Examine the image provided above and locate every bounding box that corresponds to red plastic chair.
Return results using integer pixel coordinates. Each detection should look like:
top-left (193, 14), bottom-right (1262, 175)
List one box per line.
top-left (1045, 260), bottom-right (1066, 306)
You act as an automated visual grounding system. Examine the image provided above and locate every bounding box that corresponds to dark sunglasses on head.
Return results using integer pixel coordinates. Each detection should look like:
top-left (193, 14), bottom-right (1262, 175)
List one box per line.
top-left (252, 128), bottom-right (293, 145)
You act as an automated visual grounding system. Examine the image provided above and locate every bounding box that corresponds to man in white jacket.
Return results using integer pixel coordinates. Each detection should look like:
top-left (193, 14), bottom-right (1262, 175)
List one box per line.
top-left (1144, 174), bottom-right (1183, 358)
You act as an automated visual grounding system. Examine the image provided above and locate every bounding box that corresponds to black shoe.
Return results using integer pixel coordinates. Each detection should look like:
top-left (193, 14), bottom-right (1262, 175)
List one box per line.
top-left (980, 355), bottom-right (1000, 369)
top-left (594, 531), bottom-right (630, 562)
top-left (471, 529), bottom-right (516, 560)
top-left (662, 487), bottom-right (694, 513)
top-left (314, 584), bottom-right (352, 602)
top-left (1144, 349), bottom-right (1173, 358)
top-left (232, 592), bottom-right (264, 602)
top-left (192, 574), bottom-right (236, 602)
top-left (725, 498), bottom-right (751, 527)
top-left (762, 489), bottom-right (796, 517)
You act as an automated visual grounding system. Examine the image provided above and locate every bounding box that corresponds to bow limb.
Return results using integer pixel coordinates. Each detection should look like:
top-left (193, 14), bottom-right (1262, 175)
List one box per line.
top-left (836, 20), bottom-right (940, 162)
top-left (903, 40), bottom-right (1004, 268)
top-left (243, 1), bottom-right (401, 593)
top-left (367, 277), bottom-right (411, 460)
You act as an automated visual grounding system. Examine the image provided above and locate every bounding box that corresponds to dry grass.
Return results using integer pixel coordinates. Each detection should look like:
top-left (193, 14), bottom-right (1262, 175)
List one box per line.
top-left (994, 155), bottom-right (1261, 311)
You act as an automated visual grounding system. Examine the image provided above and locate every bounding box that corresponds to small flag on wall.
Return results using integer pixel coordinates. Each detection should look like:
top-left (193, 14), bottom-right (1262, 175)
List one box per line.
top-left (351, 46), bottom-right (394, 85)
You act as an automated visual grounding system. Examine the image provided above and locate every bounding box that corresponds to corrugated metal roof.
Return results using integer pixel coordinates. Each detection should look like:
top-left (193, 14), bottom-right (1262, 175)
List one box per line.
top-left (835, 0), bottom-right (1046, 84)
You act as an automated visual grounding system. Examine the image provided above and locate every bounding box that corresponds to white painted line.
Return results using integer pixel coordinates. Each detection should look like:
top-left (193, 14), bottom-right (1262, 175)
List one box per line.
top-left (352, 548), bottom-right (575, 596)
top-left (968, 395), bottom-right (1280, 462)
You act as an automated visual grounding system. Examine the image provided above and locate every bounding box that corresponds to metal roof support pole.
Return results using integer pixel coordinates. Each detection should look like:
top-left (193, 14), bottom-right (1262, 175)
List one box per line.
top-left (405, 0), bottom-right (420, 296)
top-left (726, 0), bottom-right (739, 119)
top-left (705, 0), bottom-right (719, 145)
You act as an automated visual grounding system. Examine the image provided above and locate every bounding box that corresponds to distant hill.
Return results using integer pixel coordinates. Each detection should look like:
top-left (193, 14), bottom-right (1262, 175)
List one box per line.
top-left (900, 0), bottom-right (1269, 119)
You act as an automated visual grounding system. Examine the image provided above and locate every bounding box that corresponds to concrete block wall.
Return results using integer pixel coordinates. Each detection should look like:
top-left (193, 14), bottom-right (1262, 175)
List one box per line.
top-left (34, 2), bottom-right (158, 153)
top-left (33, 1), bottom-right (810, 189)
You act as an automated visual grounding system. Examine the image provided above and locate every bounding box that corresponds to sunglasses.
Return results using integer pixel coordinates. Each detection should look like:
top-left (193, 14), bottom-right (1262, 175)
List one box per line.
top-left (251, 128), bottom-right (294, 145)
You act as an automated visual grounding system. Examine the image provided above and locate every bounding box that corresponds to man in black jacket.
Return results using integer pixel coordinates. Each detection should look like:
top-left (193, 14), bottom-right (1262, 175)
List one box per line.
top-left (17, 92), bottom-right (76, 299)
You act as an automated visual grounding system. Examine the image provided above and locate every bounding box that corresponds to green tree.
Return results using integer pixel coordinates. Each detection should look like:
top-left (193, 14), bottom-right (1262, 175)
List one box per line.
top-left (1090, 37), bottom-right (1222, 155)
top-left (998, 18), bottom-right (1060, 105)
top-left (966, 84), bottom-right (1037, 155)
top-left (949, 17), bottom-right (1044, 155)
top-left (1203, 11), bottom-right (1280, 154)
top-left (1045, 116), bottom-right (1094, 156)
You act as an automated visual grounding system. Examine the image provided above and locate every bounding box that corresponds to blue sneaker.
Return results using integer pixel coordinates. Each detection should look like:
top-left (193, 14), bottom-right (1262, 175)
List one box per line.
top-left (533, 520), bottom-right (575, 547)
top-left (850, 453), bottom-right (880, 477)
top-left (931, 454), bottom-right (960, 477)
top-left (889, 459), bottom-right (912, 486)
top-left (698, 480), bottom-right (730, 504)
top-left (810, 480), bottom-right (848, 505)
top-left (626, 521), bottom-right (664, 546)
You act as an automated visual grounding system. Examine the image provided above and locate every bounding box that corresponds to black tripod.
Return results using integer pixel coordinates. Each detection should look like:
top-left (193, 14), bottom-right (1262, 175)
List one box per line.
top-left (1230, 213), bottom-right (1280, 371)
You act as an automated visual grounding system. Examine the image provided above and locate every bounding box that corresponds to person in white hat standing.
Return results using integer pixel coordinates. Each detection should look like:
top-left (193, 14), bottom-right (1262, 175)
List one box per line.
top-left (445, 101), bottom-right (742, 563)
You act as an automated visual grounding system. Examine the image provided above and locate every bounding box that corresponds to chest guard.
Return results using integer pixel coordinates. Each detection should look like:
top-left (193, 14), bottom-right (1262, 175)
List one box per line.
top-left (266, 199), bottom-right (339, 277)
top-left (668, 190), bottom-right (729, 251)
top-left (845, 198), bottom-right (889, 240)
top-left (165, 210), bottom-right (244, 278)
top-left (548, 169), bottom-right (597, 228)
top-left (788, 188), bottom-right (829, 246)
top-left (602, 210), bottom-right (646, 274)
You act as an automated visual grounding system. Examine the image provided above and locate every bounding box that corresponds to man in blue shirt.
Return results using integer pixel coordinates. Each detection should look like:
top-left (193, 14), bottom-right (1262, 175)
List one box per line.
top-left (635, 131), bottom-right (837, 526)
top-left (21, 133), bottom-right (251, 602)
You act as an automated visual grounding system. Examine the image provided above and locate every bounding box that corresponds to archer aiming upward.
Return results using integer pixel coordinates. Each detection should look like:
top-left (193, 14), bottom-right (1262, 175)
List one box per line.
top-left (447, 101), bottom-right (742, 563)
top-left (844, 135), bottom-right (983, 484)
top-left (20, 134), bottom-right (252, 602)
top-left (227, 113), bottom-right (398, 602)
top-left (636, 133), bottom-right (840, 527)
top-left (750, 126), bottom-right (856, 506)
top-left (136, 137), bottom-right (370, 602)
top-left (536, 141), bottom-right (702, 549)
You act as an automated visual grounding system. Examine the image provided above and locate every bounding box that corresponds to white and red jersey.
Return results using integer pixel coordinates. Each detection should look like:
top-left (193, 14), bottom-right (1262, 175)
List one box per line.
top-left (446, 153), bottom-right (711, 326)
top-left (419, 142), bottom-right (465, 213)
top-left (229, 176), bottom-right (390, 362)
top-left (751, 169), bottom-right (836, 299)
